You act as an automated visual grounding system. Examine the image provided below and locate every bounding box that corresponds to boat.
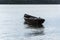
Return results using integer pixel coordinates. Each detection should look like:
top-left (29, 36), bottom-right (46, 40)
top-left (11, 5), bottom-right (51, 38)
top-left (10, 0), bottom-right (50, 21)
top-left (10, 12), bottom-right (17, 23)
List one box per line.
top-left (24, 14), bottom-right (45, 25)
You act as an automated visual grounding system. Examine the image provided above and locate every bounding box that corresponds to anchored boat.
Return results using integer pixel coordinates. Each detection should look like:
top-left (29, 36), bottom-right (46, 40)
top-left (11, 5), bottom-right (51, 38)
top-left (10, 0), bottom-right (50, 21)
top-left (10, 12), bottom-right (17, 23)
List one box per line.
top-left (24, 14), bottom-right (45, 25)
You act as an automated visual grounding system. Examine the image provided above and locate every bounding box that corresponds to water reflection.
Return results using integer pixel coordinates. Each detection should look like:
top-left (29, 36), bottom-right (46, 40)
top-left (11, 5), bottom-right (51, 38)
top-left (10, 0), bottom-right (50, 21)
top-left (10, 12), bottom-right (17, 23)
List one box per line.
top-left (24, 21), bottom-right (45, 37)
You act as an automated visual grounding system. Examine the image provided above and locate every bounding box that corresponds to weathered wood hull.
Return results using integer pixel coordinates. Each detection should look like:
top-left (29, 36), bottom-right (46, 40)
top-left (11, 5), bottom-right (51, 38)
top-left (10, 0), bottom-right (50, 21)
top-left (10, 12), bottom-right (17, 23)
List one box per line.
top-left (24, 14), bottom-right (45, 25)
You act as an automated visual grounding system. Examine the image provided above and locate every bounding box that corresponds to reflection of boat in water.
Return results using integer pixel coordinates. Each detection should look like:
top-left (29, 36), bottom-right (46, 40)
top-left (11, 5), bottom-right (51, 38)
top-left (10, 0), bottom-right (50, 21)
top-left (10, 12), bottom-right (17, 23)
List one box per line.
top-left (24, 14), bottom-right (45, 25)
top-left (24, 23), bottom-right (45, 37)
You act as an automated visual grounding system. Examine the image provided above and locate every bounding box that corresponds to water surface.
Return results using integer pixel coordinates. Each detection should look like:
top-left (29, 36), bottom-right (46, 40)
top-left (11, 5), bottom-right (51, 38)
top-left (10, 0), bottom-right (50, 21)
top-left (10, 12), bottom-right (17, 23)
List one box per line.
top-left (0, 5), bottom-right (60, 40)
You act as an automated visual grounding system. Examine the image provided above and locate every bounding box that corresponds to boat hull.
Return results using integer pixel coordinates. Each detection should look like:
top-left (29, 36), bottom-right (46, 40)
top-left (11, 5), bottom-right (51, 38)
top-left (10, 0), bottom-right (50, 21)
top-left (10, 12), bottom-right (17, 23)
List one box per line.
top-left (24, 14), bottom-right (45, 25)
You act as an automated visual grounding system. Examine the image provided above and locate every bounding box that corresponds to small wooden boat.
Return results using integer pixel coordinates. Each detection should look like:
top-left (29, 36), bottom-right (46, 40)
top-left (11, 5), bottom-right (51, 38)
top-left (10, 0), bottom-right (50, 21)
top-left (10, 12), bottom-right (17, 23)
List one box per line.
top-left (24, 14), bottom-right (45, 25)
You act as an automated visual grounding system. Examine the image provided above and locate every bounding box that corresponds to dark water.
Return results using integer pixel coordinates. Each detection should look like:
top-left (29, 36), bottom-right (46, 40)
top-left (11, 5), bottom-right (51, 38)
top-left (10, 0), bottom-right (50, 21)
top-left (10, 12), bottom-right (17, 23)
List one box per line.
top-left (0, 5), bottom-right (60, 40)
top-left (0, 0), bottom-right (60, 4)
